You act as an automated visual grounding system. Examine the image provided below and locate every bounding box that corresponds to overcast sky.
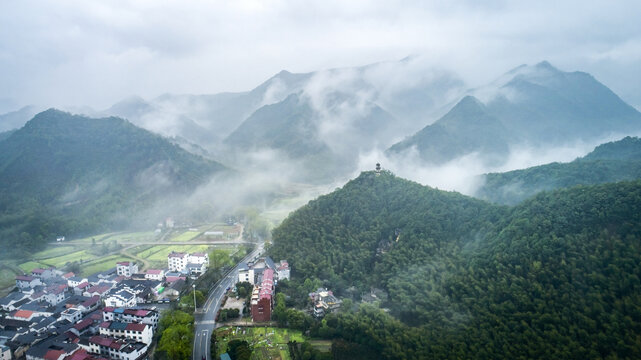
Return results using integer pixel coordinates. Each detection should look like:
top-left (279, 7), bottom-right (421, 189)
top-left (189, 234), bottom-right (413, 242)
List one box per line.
top-left (1, 0), bottom-right (640, 111)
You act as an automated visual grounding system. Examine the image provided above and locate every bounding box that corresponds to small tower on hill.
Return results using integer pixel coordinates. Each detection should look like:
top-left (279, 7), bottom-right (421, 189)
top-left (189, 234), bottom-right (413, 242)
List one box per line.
top-left (375, 162), bottom-right (381, 175)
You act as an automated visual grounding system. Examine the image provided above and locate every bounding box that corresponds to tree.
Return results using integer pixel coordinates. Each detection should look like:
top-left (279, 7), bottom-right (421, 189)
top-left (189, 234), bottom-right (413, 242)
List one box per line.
top-left (227, 339), bottom-right (251, 360)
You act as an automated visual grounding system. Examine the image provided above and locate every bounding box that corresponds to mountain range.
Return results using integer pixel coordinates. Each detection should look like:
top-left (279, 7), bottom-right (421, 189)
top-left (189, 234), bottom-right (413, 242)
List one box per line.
top-left (476, 136), bottom-right (641, 204)
top-left (0, 109), bottom-right (226, 256)
top-left (388, 61), bottom-right (641, 165)
top-left (2, 60), bottom-right (639, 184)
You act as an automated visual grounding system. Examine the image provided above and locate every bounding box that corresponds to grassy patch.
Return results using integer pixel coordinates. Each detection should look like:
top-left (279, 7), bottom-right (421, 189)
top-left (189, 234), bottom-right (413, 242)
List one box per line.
top-left (0, 268), bottom-right (17, 290)
top-left (19, 261), bottom-right (49, 273)
top-left (107, 231), bottom-right (155, 242)
top-left (32, 246), bottom-right (81, 260)
top-left (66, 232), bottom-right (116, 244)
top-left (133, 244), bottom-right (213, 269)
top-left (308, 340), bottom-right (332, 352)
top-left (170, 231), bottom-right (200, 242)
top-left (80, 255), bottom-right (132, 276)
top-left (39, 250), bottom-right (96, 268)
top-left (214, 327), bottom-right (308, 360)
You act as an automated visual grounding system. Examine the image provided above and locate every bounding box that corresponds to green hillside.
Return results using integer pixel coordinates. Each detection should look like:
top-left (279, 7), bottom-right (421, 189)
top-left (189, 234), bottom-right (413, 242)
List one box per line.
top-left (270, 171), bottom-right (641, 359)
top-left (0, 109), bottom-right (226, 256)
top-left (477, 136), bottom-right (641, 204)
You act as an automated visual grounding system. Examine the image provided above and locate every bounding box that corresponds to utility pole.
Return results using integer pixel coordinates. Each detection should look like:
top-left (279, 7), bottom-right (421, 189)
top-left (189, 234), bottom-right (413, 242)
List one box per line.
top-left (193, 284), bottom-right (197, 312)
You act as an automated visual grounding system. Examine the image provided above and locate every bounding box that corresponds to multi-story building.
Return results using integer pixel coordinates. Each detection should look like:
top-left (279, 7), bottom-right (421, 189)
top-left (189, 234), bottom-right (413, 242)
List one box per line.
top-left (103, 307), bottom-right (159, 329)
top-left (168, 252), bottom-right (209, 274)
top-left (144, 269), bottom-right (164, 281)
top-left (99, 321), bottom-right (153, 344)
top-left (189, 252), bottom-right (209, 266)
top-left (15, 275), bottom-right (42, 290)
top-left (167, 252), bottom-right (188, 272)
top-left (89, 336), bottom-right (148, 360)
top-left (238, 263), bottom-right (255, 284)
top-left (116, 262), bottom-right (139, 277)
top-left (251, 269), bottom-right (274, 322)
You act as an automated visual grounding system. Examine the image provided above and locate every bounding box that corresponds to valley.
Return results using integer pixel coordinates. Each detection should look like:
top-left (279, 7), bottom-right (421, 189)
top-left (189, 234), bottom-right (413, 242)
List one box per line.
top-left (1, 59), bottom-right (641, 360)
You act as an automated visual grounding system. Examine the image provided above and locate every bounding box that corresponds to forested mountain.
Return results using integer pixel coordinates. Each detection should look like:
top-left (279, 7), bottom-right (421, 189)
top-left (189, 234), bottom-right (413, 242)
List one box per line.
top-left (223, 91), bottom-right (398, 180)
top-left (0, 109), bottom-right (226, 256)
top-left (270, 171), bottom-right (641, 359)
top-left (388, 61), bottom-right (641, 164)
top-left (101, 59), bottom-right (464, 159)
top-left (477, 136), bottom-right (641, 204)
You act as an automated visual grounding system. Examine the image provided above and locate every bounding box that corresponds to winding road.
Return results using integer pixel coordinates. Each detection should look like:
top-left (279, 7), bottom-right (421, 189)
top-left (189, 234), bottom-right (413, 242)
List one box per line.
top-left (192, 243), bottom-right (264, 360)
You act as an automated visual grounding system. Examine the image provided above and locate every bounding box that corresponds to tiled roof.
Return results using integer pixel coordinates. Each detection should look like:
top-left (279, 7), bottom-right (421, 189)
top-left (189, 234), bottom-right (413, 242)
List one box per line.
top-left (126, 323), bottom-right (147, 332)
top-left (13, 309), bottom-right (34, 319)
top-left (16, 275), bottom-right (34, 281)
top-left (73, 319), bottom-right (94, 330)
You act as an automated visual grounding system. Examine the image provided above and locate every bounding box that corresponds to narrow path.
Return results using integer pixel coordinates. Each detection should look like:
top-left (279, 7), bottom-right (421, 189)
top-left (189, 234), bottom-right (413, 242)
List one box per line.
top-left (120, 247), bottom-right (150, 272)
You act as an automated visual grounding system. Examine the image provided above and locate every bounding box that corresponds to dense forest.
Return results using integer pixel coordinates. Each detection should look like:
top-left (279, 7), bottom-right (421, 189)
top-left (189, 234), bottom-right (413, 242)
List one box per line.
top-left (0, 109), bottom-right (226, 257)
top-left (477, 136), bottom-right (641, 204)
top-left (270, 171), bottom-right (641, 359)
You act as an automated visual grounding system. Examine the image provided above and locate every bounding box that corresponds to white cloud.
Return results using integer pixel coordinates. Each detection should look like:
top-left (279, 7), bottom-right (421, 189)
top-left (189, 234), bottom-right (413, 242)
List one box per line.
top-left (0, 1), bottom-right (640, 111)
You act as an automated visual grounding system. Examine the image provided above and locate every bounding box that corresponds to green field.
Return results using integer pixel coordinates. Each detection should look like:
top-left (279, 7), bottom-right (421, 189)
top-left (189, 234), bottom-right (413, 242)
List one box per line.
top-left (79, 255), bottom-right (133, 276)
top-left (32, 246), bottom-right (81, 260)
top-left (215, 327), bottom-right (306, 360)
top-left (0, 268), bottom-right (17, 290)
top-left (19, 261), bottom-right (49, 272)
top-left (66, 232), bottom-right (116, 244)
top-left (170, 231), bottom-right (200, 242)
top-left (39, 250), bottom-right (96, 268)
top-left (132, 244), bottom-right (214, 268)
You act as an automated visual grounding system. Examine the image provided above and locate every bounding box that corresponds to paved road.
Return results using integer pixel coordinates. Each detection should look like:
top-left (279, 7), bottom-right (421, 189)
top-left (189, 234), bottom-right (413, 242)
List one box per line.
top-left (192, 243), bottom-right (264, 360)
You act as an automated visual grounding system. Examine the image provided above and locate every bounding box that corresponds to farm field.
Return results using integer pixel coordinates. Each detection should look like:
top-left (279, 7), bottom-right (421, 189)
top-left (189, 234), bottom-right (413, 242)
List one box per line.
top-left (65, 232), bottom-right (116, 244)
top-left (0, 268), bottom-right (17, 291)
top-left (214, 326), bottom-right (306, 360)
top-left (32, 246), bottom-right (82, 260)
top-left (132, 244), bottom-right (215, 268)
top-left (79, 255), bottom-right (132, 276)
top-left (170, 231), bottom-right (200, 242)
top-left (39, 250), bottom-right (97, 268)
top-left (19, 261), bottom-right (50, 273)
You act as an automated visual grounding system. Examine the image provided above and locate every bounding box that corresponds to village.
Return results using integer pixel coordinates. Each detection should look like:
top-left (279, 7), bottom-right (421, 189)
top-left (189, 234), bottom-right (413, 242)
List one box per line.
top-left (0, 245), bottom-right (220, 360)
top-left (0, 242), bottom-right (338, 360)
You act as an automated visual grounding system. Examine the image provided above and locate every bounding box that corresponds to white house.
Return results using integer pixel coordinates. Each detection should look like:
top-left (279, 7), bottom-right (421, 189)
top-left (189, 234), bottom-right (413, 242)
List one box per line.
top-left (144, 269), bottom-right (164, 281)
top-left (1, 344), bottom-right (11, 360)
top-left (116, 262), bottom-right (138, 277)
top-left (60, 308), bottom-right (83, 323)
top-left (238, 263), bottom-right (255, 285)
top-left (67, 276), bottom-right (88, 288)
top-left (189, 252), bottom-right (209, 266)
top-left (99, 321), bottom-right (153, 344)
top-left (276, 260), bottom-right (290, 281)
top-left (89, 336), bottom-right (148, 360)
top-left (31, 268), bottom-right (55, 279)
top-left (16, 275), bottom-right (42, 290)
top-left (167, 252), bottom-right (188, 272)
top-left (104, 289), bottom-right (137, 308)
top-left (103, 307), bottom-right (159, 329)
top-left (43, 285), bottom-right (67, 305)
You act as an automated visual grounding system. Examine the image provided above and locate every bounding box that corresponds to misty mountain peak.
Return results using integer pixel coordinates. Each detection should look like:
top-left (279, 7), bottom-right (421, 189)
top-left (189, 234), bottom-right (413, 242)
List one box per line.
top-left (534, 60), bottom-right (556, 71)
top-left (445, 95), bottom-right (487, 118)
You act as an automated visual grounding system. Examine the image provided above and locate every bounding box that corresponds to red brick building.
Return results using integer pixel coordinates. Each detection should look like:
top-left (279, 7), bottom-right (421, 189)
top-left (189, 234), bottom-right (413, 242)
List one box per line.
top-left (251, 269), bottom-right (274, 322)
